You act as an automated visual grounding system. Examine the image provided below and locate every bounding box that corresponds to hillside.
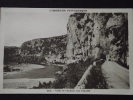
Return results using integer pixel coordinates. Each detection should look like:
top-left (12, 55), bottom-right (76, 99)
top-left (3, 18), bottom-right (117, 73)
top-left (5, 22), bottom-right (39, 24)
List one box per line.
top-left (20, 35), bottom-right (67, 63)
top-left (4, 46), bottom-right (21, 64)
top-left (66, 13), bottom-right (128, 68)
top-left (4, 35), bottom-right (67, 64)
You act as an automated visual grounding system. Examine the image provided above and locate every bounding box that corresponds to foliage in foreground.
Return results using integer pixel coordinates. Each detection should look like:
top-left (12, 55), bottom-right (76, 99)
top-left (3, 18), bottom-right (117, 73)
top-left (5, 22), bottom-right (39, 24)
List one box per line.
top-left (85, 60), bottom-right (109, 89)
top-left (33, 58), bottom-right (94, 89)
top-left (33, 58), bottom-right (109, 89)
top-left (52, 58), bottom-right (94, 89)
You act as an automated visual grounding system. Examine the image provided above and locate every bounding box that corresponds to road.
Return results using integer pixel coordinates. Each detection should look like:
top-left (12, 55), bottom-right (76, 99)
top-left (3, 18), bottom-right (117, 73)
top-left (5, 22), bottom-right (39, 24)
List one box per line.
top-left (101, 61), bottom-right (129, 89)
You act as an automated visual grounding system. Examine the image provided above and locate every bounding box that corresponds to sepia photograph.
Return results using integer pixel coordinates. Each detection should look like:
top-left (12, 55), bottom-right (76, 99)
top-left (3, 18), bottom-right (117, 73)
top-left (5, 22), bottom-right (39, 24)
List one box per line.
top-left (0, 8), bottom-right (132, 94)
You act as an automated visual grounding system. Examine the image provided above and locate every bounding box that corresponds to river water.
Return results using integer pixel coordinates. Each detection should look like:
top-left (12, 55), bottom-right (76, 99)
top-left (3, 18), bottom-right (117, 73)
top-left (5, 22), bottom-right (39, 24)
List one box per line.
top-left (4, 64), bottom-right (63, 79)
top-left (3, 64), bottom-right (63, 89)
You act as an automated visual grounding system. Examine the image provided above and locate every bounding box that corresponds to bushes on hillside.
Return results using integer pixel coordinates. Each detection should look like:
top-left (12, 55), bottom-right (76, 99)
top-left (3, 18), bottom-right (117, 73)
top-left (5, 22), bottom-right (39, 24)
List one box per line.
top-left (32, 81), bottom-right (52, 89)
top-left (32, 58), bottom-right (94, 89)
top-left (52, 58), bottom-right (94, 88)
top-left (85, 61), bottom-right (108, 89)
top-left (4, 66), bottom-right (12, 72)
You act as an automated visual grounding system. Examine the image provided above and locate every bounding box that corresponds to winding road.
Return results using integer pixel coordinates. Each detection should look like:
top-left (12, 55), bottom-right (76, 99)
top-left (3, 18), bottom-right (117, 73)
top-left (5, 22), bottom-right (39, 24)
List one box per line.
top-left (101, 61), bottom-right (129, 89)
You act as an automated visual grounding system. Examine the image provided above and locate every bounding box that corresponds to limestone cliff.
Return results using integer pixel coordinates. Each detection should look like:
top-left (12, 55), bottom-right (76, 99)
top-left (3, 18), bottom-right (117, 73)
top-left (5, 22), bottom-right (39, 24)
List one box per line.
top-left (4, 35), bottom-right (67, 64)
top-left (66, 13), bottom-right (128, 67)
top-left (20, 35), bottom-right (67, 64)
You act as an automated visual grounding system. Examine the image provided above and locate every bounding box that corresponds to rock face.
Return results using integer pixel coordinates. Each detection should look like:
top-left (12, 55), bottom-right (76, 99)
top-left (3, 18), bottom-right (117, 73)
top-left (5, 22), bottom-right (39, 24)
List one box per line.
top-left (4, 35), bottom-right (67, 64)
top-left (66, 13), bottom-right (128, 67)
top-left (20, 35), bottom-right (67, 64)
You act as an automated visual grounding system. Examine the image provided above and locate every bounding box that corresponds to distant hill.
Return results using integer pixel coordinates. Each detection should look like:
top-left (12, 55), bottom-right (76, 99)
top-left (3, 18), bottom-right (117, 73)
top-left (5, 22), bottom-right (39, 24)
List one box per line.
top-left (4, 46), bottom-right (20, 64)
top-left (4, 35), bottom-right (67, 64)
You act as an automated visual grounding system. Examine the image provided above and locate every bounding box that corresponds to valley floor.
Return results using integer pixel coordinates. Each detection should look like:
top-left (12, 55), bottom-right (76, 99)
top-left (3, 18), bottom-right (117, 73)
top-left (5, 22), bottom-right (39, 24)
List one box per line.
top-left (3, 61), bottom-right (130, 89)
top-left (3, 78), bottom-right (55, 89)
top-left (3, 64), bottom-right (63, 89)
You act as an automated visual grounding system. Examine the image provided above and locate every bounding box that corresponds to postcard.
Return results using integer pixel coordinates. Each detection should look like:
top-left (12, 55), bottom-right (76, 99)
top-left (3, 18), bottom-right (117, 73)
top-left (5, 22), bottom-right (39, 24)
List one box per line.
top-left (0, 8), bottom-right (133, 94)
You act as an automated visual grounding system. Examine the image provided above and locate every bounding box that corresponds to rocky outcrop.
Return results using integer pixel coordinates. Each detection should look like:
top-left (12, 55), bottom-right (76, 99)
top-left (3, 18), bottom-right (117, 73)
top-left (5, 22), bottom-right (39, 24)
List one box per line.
top-left (66, 13), bottom-right (128, 67)
top-left (4, 35), bottom-right (67, 64)
top-left (20, 35), bottom-right (67, 64)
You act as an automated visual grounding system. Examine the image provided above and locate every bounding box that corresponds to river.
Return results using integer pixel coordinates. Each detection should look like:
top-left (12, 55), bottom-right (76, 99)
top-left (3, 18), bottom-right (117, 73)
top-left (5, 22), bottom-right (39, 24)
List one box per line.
top-left (3, 64), bottom-right (63, 89)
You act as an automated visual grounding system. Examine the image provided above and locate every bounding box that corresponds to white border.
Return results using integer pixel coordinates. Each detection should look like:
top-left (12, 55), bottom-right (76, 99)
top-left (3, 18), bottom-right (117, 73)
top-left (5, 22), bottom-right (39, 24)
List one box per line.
top-left (0, 8), bottom-right (133, 94)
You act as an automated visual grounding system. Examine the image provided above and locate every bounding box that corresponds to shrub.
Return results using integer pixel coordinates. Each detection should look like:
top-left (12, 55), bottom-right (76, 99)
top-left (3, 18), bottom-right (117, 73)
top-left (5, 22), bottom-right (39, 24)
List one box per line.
top-left (4, 66), bottom-right (12, 72)
top-left (52, 58), bottom-right (94, 88)
top-left (32, 81), bottom-right (53, 89)
top-left (85, 63), bottom-right (108, 89)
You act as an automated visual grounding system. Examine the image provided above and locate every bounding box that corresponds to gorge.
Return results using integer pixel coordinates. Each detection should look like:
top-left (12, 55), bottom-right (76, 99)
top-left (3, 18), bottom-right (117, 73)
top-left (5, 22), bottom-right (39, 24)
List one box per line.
top-left (4, 13), bottom-right (129, 89)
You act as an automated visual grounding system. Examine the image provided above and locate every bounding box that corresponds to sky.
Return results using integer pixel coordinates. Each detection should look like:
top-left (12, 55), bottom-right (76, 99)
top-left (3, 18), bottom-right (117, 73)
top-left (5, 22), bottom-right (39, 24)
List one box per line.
top-left (1, 8), bottom-right (72, 47)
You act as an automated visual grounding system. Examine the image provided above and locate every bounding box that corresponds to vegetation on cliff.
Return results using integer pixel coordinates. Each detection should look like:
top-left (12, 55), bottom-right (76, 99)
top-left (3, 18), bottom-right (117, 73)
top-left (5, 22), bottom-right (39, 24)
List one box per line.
top-left (85, 60), bottom-right (109, 89)
top-left (4, 35), bottom-right (67, 65)
top-left (4, 46), bottom-right (20, 64)
top-left (66, 13), bottom-right (128, 68)
top-left (52, 58), bottom-right (94, 88)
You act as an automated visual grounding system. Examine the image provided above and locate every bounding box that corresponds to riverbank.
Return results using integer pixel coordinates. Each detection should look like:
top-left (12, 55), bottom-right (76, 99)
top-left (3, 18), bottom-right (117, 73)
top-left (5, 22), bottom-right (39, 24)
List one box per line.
top-left (3, 78), bottom-right (55, 89)
top-left (3, 63), bottom-right (64, 89)
top-left (4, 64), bottom-right (45, 76)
